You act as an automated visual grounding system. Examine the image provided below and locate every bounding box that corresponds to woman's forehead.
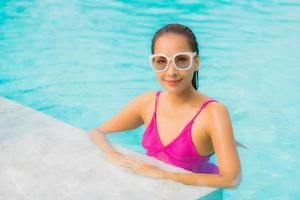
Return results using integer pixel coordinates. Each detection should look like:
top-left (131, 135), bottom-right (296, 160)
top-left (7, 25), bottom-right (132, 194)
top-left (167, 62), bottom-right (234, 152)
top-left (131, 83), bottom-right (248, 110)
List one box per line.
top-left (154, 33), bottom-right (191, 54)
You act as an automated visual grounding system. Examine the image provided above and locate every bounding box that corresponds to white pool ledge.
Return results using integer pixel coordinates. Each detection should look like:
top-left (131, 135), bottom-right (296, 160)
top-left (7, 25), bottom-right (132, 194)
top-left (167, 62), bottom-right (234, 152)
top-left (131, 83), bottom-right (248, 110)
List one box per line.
top-left (0, 97), bottom-right (223, 200)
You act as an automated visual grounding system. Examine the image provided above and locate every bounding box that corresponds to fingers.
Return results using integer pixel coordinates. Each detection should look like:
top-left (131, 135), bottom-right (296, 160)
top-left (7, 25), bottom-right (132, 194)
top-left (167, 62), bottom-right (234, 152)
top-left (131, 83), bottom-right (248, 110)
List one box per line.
top-left (106, 153), bottom-right (147, 173)
top-left (116, 156), bottom-right (140, 169)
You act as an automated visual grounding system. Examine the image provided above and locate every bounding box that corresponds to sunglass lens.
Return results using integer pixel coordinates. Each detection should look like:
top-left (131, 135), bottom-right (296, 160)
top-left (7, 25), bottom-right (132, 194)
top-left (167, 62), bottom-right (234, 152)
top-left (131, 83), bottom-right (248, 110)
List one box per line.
top-left (174, 54), bottom-right (191, 69)
top-left (152, 56), bottom-right (167, 70)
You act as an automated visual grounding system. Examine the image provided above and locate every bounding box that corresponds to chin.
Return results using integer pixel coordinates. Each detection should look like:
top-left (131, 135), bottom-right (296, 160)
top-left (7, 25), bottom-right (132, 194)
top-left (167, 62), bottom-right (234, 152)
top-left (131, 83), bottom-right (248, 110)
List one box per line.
top-left (164, 85), bottom-right (183, 93)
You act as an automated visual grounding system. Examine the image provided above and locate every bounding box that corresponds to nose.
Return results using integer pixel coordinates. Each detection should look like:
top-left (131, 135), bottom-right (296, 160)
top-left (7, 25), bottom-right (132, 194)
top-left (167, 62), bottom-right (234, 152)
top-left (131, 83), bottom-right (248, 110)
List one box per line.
top-left (165, 60), bottom-right (178, 76)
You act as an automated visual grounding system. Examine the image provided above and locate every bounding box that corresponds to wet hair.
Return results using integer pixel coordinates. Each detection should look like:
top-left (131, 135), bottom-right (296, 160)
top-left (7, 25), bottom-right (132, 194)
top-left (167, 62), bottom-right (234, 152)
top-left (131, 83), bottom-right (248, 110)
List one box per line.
top-left (151, 23), bottom-right (199, 90)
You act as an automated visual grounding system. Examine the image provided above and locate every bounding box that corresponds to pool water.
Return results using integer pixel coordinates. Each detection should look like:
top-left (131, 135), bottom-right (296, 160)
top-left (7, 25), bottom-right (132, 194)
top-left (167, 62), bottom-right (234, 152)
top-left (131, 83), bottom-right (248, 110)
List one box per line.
top-left (1, 1), bottom-right (299, 199)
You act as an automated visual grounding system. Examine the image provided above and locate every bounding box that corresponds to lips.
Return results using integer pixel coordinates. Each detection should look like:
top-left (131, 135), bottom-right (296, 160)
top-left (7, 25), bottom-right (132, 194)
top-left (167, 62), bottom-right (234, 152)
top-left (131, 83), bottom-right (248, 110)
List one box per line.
top-left (164, 79), bottom-right (182, 87)
top-left (165, 79), bottom-right (182, 83)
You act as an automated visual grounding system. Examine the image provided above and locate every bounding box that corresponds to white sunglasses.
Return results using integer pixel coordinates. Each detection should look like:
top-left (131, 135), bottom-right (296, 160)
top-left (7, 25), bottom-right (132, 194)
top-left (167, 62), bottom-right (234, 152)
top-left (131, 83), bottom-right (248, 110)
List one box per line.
top-left (149, 52), bottom-right (197, 72)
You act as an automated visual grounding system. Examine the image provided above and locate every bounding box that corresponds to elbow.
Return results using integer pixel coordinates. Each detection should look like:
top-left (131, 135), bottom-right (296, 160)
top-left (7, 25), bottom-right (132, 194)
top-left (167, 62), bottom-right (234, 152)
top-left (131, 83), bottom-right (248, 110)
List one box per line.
top-left (222, 171), bottom-right (242, 189)
top-left (87, 128), bottom-right (95, 137)
top-left (87, 128), bottom-right (101, 140)
top-left (224, 179), bottom-right (240, 189)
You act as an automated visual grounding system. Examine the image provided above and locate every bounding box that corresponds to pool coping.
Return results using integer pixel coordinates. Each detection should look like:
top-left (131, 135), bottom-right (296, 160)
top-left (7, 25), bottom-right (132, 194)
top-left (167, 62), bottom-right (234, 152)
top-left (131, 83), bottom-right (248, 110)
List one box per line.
top-left (0, 96), bottom-right (223, 200)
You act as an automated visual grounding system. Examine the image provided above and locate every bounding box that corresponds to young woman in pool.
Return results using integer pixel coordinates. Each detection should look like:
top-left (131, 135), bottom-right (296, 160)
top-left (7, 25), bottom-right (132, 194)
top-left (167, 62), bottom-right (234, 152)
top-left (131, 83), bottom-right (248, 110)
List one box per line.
top-left (88, 23), bottom-right (241, 188)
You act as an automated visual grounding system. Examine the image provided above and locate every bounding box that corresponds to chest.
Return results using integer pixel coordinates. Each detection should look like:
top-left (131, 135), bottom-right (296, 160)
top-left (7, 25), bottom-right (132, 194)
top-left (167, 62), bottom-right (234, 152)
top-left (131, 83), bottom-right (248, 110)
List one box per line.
top-left (142, 100), bottom-right (214, 156)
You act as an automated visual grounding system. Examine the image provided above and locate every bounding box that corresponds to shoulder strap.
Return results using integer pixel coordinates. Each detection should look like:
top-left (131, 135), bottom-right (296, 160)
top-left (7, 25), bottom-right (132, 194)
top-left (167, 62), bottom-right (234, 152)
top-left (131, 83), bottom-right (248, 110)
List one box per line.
top-left (154, 91), bottom-right (161, 114)
top-left (201, 99), bottom-right (218, 110)
top-left (191, 99), bottom-right (218, 122)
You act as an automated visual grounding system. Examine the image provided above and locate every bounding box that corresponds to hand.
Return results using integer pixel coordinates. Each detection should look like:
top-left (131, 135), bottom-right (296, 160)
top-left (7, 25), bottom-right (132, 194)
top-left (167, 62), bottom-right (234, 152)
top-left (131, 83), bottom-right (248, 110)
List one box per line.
top-left (104, 152), bottom-right (148, 171)
top-left (105, 152), bottom-right (167, 179)
top-left (125, 158), bottom-right (166, 179)
top-left (104, 151), bottom-right (133, 169)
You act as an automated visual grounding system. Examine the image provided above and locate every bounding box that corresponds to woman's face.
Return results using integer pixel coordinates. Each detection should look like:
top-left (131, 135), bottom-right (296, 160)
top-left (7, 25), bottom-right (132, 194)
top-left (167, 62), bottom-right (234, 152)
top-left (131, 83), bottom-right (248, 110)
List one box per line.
top-left (152, 33), bottom-right (199, 94)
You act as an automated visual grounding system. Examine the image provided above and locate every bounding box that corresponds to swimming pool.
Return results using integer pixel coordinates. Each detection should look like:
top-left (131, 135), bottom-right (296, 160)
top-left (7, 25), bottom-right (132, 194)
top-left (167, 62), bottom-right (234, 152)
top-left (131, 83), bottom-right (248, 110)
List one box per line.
top-left (1, 0), bottom-right (299, 199)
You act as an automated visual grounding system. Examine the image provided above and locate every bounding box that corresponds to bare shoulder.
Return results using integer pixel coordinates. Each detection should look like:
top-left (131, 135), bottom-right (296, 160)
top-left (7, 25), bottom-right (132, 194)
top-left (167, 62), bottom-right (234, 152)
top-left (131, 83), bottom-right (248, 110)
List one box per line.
top-left (136, 91), bottom-right (157, 122)
top-left (204, 101), bottom-right (233, 137)
top-left (96, 91), bottom-right (157, 133)
top-left (205, 100), bottom-right (230, 121)
top-left (140, 90), bottom-right (157, 103)
top-left (206, 101), bottom-right (229, 115)
top-left (133, 90), bottom-right (156, 108)
top-left (197, 92), bottom-right (229, 118)
top-left (138, 90), bottom-right (156, 102)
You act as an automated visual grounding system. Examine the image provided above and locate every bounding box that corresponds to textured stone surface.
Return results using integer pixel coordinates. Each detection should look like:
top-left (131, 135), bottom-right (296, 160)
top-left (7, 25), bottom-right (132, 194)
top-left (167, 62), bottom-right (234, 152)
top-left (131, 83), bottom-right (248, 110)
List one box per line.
top-left (0, 97), bottom-right (221, 200)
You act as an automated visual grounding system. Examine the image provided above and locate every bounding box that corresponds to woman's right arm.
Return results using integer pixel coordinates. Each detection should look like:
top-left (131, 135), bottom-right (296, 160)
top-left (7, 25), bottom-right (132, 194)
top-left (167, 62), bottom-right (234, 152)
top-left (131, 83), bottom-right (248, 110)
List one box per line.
top-left (87, 92), bottom-right (150, 156)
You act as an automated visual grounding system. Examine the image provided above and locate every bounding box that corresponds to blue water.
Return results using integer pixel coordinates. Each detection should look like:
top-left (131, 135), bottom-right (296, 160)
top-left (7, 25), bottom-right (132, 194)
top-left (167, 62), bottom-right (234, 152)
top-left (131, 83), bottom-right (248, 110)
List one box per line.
top-left (1, 1), bottom-right (300, 199)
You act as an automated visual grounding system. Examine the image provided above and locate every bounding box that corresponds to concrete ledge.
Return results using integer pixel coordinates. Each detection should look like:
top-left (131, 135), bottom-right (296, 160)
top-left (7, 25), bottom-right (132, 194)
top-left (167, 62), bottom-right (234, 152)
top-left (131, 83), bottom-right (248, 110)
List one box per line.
top-left (0, 97), bottom-right (222, 200)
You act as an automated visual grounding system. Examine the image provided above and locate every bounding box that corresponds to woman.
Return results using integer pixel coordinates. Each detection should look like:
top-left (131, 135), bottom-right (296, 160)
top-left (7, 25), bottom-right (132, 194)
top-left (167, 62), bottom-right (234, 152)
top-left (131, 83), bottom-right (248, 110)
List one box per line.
top-left (88, 23), bottom-right (241, 188)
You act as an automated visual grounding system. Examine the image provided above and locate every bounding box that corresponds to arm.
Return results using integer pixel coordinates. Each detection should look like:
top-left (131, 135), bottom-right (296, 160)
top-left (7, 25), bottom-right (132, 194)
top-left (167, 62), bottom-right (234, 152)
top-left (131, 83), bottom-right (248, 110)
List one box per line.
top-left (87, 92), bottom-right (148, 155)
top-left (161, 103), bottom-right (241, 188)
top-left (162, 170), bottom-right (240, 189)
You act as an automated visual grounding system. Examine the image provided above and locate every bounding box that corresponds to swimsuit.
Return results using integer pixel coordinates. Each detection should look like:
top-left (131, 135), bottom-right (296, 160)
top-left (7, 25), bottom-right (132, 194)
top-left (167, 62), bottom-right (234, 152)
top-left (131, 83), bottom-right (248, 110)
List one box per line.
top-left (141, 91), bottom-right (219, 174)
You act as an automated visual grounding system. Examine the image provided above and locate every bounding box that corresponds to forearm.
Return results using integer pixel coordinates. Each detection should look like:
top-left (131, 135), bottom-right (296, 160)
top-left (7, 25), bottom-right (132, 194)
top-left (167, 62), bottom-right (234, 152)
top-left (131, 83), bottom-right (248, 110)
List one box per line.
top-left (87, 128), bottom-right (118, 154)
top-left (163, 171), bottom-right (239, 189)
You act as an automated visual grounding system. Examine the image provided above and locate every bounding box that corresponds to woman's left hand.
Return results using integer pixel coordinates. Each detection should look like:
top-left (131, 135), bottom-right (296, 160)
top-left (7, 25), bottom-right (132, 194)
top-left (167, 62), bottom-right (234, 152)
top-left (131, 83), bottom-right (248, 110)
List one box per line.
top-left (125, 155), bottom-right (167, 179)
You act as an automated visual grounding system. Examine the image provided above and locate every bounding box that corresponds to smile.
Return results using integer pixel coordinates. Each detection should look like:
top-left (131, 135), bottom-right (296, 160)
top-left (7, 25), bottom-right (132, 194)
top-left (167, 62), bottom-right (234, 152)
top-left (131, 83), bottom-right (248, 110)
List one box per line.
top-left (165, 79), bottom-right (182, 86)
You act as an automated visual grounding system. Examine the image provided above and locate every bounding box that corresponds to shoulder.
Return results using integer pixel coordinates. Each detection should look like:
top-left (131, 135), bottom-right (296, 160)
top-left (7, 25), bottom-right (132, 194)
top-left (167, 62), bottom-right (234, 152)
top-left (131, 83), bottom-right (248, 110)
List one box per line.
top-left (133, 91), bottom-right (157, 121)
top-left (204, 101), bottom-right (232, 135)
top-left (205, 100), bottom-right (230, 122)
top-left (135, 90), bottom-right (157, 104)
top-left (131, 91), bottom-right (157, 111)
top-left (206, 100), bottom-right (229, 116)
top-left (197, 92), bottom-right (228, 117)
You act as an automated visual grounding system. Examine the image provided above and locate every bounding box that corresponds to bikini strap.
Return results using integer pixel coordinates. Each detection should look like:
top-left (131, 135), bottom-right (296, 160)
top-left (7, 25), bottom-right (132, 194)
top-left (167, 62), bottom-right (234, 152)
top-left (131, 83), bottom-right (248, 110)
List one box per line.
top-left (191, 99), bottom-right (218, 122)
top-left (154, 91), bottom-right (161, 114)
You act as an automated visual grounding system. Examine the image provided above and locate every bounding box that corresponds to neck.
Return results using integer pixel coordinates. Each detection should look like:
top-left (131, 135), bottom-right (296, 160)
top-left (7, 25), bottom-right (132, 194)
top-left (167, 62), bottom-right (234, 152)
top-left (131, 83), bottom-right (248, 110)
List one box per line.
top-left (165, 86), bottom-right (198, 107)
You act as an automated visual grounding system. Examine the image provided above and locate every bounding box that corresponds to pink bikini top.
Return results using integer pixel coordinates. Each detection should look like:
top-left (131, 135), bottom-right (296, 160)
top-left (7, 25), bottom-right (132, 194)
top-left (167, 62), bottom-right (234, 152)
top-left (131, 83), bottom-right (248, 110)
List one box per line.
top-left (141, 91), bottom-right (219, 174)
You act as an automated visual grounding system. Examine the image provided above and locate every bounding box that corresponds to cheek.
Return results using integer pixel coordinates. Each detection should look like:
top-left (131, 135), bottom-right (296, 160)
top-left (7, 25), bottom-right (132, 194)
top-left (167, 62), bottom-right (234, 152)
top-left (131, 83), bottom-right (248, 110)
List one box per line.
top-left (182, 71), bottom-right (194, 81)
top-left (155, 73), bottom-right (165, 84)
top-left (156, 73), bottom-right (163, 80)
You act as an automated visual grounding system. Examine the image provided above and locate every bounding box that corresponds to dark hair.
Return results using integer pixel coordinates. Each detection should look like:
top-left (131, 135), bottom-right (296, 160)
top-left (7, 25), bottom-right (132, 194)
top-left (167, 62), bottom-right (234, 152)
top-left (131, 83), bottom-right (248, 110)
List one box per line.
top-left (151, 23), bottom-right (199, 90)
